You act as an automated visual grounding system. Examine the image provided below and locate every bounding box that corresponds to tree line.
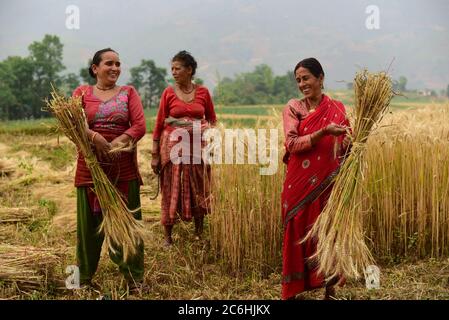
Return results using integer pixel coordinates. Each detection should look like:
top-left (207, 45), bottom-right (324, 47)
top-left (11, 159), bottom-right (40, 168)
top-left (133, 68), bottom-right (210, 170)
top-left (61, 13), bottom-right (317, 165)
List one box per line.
top-left (213, 64), bottom-right (298, 105)
top-left (0, 34), bottom-right (169, 120)
top-left (1, 34), bottom-right (448, 121)
top-left (0, 34), bottom-right (300, 120)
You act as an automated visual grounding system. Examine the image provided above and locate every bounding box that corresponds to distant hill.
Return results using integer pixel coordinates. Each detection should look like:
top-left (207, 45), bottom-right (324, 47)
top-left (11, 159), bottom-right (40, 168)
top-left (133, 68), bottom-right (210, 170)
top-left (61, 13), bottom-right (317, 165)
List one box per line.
top-left (1, 0), bottom-right (448, 90)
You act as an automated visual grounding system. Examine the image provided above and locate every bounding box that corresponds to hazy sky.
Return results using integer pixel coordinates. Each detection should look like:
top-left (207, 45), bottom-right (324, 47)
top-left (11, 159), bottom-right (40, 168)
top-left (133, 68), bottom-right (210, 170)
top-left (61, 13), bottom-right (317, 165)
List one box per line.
top-left (1, 0), bottom-right (448, 90)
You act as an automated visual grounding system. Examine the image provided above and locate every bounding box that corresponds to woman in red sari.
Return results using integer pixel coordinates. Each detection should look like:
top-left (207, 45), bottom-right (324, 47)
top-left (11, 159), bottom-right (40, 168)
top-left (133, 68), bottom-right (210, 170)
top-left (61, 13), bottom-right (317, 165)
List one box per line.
top-left (281, 58), bottom-right (351, 300)
top-left (151, 51), bottom-right (216, 246)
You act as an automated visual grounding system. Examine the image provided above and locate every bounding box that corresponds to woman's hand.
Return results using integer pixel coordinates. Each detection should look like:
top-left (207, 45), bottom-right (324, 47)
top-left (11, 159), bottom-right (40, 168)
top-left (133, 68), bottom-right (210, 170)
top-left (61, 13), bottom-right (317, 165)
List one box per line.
top-left (151, 155), bottom-right (161, 175)
top-left (111, 134), bottom-right (132, 149)
top-left (342, 135), bottom-right (352, 150)
top-left (325, 123), bottom-right (347, 136)
top-left (151, 140), bottom-right (161, 175)
top-left (92, 132), bottom-right (111, 162)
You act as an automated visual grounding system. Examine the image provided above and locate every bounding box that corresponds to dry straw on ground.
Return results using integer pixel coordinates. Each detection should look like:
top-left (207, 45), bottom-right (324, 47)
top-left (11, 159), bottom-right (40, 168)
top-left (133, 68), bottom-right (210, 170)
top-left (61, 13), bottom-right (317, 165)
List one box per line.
top-left (0, 207), bottom-right (36, 223)
top-left (0, 159), bottom-right (14, 177)
top-left (0, 245), bottom-right (62, 290)
top-left (45, 88), bottom-right (144, 262)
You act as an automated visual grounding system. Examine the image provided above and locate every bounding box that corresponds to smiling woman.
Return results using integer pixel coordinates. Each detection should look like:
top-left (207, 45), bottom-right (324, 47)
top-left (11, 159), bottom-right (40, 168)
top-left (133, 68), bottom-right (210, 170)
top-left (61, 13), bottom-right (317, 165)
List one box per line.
top-left (281, 57), bottom-right (351, 300)
top-left (71, 48), bottom-right (147, 290)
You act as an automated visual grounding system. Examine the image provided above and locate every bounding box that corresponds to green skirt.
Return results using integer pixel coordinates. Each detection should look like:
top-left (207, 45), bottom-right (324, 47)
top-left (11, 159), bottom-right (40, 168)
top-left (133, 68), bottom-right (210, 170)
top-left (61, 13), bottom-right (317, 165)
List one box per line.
top-left (76, 179), bottom-right (144, 283)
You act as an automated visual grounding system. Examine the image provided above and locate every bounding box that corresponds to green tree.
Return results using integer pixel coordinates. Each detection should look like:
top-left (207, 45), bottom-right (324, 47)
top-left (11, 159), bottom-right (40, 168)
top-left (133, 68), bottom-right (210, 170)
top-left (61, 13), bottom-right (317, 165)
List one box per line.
top-left (62, 73), bottom-right (81, 96)
top-left (249, 64), bottom-right (274, 93)
top-left (446, 84), bottom-right (449, 98)
top-left (398, 76), bottom-right (407, 92)
top-left (0, 62), bottom-right (17, 120)
top-left (214, 64), bottom-right (297, 105)
top-left (28, 34), bottom-right (66, 117)
top-left (194, 78), bottom-right (204, 85)
top-left (0, 56), bottom-right (35, 119)
top-left (79, 59), bottom-right (96, 85)
top-left (213, 77), bottom-right (238, 105)
top-left (272, 71), bottom-right (298, 103)
top-left (0, 34), bottom-right (69, 120)
top-left (0, 84), bottom-right (16, 120)
top-left (129, 59), bottom-right (167, 109)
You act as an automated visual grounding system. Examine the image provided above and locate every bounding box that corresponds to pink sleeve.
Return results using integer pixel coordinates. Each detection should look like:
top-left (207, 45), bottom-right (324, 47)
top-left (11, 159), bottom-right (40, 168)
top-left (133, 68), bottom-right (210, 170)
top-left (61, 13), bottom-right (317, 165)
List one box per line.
top-left (152, 88), bottom-right (169, 141)
top-left (204, 88), bottom-right (217, 125)
top-left (72, 85), bottom-right (88, 98)
top-left (123, 86), bottom-right (146, 141)
top-left (282, 103), bottom-right (313, 154)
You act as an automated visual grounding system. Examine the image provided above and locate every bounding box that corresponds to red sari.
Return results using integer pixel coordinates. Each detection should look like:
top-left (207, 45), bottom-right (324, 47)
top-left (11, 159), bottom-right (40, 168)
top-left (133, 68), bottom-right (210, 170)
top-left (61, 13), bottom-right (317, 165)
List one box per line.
top-left (281, 94), bottom-right (349, 300)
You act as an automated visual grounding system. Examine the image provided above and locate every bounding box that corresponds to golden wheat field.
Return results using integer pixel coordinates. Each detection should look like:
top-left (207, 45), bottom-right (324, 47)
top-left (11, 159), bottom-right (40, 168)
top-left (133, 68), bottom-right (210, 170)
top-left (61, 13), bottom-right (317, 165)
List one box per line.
top-left (1, 100), bottom-right (449, 300)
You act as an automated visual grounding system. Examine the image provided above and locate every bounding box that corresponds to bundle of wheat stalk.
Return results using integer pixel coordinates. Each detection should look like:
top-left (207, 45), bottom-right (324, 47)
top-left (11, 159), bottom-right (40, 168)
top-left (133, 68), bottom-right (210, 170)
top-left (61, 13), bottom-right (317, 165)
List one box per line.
top-left (45, 88), bottom-right (144, 262)
top-left (0, 245), bottom-right (61, 290)
top-left (0, 159), bottom-right (14, 177)
top-left (0, 207), bottom-right (35, 223)
top-left (304, 70), bottom-right (394, 280)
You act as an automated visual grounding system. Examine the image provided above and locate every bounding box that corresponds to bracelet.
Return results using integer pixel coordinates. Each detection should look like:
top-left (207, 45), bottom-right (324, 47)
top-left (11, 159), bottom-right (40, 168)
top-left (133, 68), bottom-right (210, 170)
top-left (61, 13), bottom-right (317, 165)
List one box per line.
top-left (91, 132), bottom-right (98, 143)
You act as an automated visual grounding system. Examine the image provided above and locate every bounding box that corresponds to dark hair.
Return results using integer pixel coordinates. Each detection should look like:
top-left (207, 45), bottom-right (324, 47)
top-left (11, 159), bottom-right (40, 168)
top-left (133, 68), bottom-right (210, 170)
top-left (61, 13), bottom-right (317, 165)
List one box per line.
top-left (88, 48), bottom-right (117, 78)
top-left (172, 50), bottom-right (197, 77)
top-left (294, 57), bottom-right (325, 79)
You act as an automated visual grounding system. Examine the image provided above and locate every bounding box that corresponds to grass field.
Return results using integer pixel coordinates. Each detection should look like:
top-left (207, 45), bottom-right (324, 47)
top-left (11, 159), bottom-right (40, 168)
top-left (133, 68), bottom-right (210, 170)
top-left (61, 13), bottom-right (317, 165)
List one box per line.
top-left (1, 93), bottom-right (445, 135)
top-left (1, 93), bottom-right (449, 300)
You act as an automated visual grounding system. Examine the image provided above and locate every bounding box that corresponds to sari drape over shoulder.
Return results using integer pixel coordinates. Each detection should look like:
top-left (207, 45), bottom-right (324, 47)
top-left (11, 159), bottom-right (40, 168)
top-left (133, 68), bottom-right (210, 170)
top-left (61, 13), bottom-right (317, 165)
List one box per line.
top-left (281, 94), bottom-right (349, 300)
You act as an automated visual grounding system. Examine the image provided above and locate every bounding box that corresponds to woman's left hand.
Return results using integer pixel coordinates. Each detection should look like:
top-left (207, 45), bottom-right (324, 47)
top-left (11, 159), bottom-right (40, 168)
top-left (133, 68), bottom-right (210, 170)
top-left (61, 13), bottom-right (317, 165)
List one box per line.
top-left (111, 134), bottom-right (133, 149)
top-left (342, 135), bottom-right (352, 150)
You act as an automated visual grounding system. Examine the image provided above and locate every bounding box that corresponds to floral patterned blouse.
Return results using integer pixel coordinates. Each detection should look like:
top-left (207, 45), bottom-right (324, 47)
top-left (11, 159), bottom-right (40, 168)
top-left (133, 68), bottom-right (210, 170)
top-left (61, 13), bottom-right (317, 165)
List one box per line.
top-left (72, 85), bottom-right (146, 187)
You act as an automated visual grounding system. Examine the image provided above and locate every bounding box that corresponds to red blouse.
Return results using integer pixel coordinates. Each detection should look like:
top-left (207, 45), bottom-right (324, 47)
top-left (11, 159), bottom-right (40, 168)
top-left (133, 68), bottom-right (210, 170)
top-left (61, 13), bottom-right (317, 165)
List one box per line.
top-left (152, 85), bottom-right (217, 140)
top-left (282, 98), bottom-right (314, 154)
top-left (282, 95), bottom-right (349, 158)
top-left (72, 85), bottom-right (146, 187)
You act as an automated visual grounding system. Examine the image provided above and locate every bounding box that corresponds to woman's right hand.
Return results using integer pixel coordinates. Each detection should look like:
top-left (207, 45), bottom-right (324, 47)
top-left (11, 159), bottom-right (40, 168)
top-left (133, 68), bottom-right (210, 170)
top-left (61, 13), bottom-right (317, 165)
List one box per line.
top-left (151, 156), bottom-right (161, 175)
top-left (92, 133), bottom-right (111, 162)
top-left (324, 123), bottom-right (347, 136)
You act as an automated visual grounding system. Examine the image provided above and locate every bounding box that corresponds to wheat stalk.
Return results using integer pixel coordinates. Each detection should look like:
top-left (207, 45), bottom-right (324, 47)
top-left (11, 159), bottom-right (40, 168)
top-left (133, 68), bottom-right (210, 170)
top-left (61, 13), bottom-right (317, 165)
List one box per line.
top-left (304, 70), bottom-right (394, 280)
top-left (44, 88), bottom-right (144, 262)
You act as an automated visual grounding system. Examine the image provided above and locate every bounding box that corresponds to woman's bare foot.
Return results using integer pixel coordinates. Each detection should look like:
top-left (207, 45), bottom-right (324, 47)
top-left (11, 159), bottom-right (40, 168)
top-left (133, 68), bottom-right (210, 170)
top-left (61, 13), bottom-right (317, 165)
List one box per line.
top-left (163, 225), bottom-right (173, 247)
top-left (286, 293), bottom-right (305, 300)
top-left (194, 216), bottom-right (204, 240)
top-left (163, 236), bottom-right (173, 247)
